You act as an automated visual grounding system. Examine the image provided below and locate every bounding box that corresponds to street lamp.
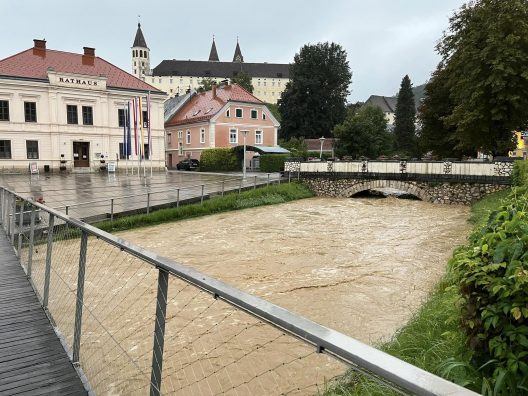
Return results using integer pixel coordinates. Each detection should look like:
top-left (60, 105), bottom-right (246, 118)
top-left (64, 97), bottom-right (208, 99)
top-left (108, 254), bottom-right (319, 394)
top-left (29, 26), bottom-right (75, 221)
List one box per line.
top-left (319, 136), bottom-right (326, 160)
top-left (242, 130), bottom-right (249, 179)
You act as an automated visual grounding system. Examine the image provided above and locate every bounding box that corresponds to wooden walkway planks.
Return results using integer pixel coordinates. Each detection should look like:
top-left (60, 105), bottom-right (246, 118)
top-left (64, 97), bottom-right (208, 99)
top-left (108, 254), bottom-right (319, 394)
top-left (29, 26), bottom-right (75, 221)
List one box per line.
top-left (0, 231), bottom-right (87, 395)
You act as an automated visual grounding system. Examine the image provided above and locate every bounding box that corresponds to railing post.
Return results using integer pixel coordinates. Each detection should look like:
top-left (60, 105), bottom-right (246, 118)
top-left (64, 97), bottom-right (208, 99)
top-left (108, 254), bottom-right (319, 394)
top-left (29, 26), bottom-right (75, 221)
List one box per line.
top-left (176, 189), bottom-right (180, 208)
top-left (10, 193), bottom-right (16, 245)
top-left (253, 175), bottom-right (257, 190)
top-left (27, 206), bottom-right (36, 279)
top-left (43, 214), bottom-right (55, 309)
top-left (201, 185), bottom-right (205, 205)
top-left (17, 200), bottom-right (24, 257)
top-left (288, 172), bottom-right (291, 184)
top-left (65, 205), bottom-right (69, 216)
top-left (239, 178), bottom-right (242, 194)
top-left (72, 230), bottom-right (88, 364)
top-left (267, 173), bottom-right (270, 186)
top-left (221, 181), bottom-right (225, 197)
top-left (147, 193), bottom-right (151, 214)
top-left (110, 199), bottom-right (114, 223)
top-left (150, 268), bottom-right (169, 396)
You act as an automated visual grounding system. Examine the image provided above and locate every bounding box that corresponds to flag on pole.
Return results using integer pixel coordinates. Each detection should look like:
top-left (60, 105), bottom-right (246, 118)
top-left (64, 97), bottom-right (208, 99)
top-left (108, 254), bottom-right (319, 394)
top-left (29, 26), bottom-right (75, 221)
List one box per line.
top-left (126, 101), bottom-right (132, 158)
top-left (139, 96), bottom-right (144, 158)
top-left (147, 91), bottom-right (152, 158)
top-left (122, 104), bottom-right (127, 159)
top-left (133, 98), bottom-right (138, 156)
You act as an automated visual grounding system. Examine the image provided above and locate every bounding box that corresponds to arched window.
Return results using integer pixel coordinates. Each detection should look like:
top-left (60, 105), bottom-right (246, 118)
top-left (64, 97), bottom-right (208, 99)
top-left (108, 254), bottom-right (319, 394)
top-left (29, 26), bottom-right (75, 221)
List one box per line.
top-left (140, 50), bottom-right (143, 58)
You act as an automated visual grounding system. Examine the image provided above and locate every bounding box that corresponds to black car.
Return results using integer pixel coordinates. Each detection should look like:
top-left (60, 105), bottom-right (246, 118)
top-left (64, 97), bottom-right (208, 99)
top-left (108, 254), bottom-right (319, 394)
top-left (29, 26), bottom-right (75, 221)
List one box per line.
top-left (176, 158), bottom-right (200, 171)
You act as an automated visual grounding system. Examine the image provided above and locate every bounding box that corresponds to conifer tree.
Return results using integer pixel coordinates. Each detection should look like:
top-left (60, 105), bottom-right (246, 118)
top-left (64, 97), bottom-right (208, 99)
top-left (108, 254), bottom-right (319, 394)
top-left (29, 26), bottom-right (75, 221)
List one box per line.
top-left (393, 75), bottom-right (417, 156)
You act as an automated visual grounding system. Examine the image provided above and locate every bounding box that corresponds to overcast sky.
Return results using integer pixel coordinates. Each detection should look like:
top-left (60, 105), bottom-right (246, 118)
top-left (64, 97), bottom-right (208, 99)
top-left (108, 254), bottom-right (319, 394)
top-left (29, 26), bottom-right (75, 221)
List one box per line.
top-left (1, 0), bottom-right (466, 102)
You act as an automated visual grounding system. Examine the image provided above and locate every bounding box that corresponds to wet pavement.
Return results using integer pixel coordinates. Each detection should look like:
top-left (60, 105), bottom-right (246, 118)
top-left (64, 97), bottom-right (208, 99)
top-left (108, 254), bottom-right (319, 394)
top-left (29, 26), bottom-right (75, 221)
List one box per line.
top-left (0, 171), bottom-right (281, 222)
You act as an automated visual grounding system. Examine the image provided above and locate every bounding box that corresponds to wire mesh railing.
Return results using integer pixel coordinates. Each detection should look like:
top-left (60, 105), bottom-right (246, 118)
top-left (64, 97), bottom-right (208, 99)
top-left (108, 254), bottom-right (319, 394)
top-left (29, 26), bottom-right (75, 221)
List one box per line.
top-left (51, 174), bottom-right (282, 223)
top-left (0, 186), bottom-right (478, 395)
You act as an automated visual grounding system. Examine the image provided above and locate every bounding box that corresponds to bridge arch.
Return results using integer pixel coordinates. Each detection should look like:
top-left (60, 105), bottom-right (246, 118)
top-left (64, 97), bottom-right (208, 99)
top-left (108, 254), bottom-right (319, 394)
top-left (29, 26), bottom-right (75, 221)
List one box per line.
top-left (341, 180), bottom-right (433, 202)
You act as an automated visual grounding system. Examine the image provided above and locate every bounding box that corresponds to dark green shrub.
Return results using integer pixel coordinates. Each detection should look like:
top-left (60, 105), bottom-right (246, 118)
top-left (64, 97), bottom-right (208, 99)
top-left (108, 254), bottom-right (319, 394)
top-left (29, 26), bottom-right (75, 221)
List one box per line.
top-left (200, 148), bottom-right (239, 171)
top-left (452, 187), bottom-right (528, 394)
top-left (307, 151), bottom-right (333, 160)
top-left (259, 154), bottom-right (289, 172)
top-left (511, 160), bottom-right (528, 186)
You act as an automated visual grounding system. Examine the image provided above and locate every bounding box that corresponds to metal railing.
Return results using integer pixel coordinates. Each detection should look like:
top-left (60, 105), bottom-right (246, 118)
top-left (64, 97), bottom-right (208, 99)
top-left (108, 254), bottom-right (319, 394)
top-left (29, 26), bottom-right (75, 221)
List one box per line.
top-left (0, 186), bottom-right (478, 395)
top-left (51, 174), bottom-right (282, 223)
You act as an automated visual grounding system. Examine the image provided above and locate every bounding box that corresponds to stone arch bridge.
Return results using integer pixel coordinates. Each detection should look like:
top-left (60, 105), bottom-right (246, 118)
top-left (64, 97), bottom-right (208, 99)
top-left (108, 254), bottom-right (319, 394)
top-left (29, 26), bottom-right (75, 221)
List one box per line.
top-left (285, 159), bottom-right (513, 204)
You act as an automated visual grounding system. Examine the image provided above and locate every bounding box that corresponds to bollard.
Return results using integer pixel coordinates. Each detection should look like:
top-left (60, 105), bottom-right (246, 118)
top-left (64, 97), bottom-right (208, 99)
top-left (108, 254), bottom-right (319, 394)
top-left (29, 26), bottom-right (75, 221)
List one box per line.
top-left (288, 172), bottom-right (291, 184)
top-left (66, 206), bottom-right (69, 216)
top-left (253, 176), bottom-right (257, 190)
top-left (201, 185), bottom-right (205, 205)
top-left (267, 173), bottom-right (270, 186)
top-left (176, 189), bottom-right (180, 208)
top-left (222, 181), bottom-right (225, 196)
top-left (110, 199), bottom-right (114, 223)
top-left (239, 178), bottom-right (243, 194)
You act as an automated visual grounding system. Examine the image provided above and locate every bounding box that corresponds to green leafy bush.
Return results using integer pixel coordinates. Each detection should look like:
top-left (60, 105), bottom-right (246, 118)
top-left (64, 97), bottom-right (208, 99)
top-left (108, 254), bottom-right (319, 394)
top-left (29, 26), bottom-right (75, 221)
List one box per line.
top-left (259, 154), bottom-right (289, 172)
top-left (200, 148), bottom-right (239, 171)
top-left (452, 187), bottom-right (528, 394)
top-left (512, 161), bottom-right (528, 187)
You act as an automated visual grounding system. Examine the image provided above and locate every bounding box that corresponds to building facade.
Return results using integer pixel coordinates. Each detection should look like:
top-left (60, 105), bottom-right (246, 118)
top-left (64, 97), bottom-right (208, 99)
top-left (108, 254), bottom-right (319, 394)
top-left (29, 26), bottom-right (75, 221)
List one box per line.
top-left (0, 39), bottom-right (165, 173)
top-left (164, 83), bottom-right (280, 168)
top-left (131, 24), bottom-right (290, 104)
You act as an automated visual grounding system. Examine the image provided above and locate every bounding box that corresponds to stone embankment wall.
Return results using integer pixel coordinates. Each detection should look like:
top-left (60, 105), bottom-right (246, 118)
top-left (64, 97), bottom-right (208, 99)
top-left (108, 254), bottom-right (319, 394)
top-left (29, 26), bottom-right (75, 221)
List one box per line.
top-left (302, 177), bottom-right (510, 205)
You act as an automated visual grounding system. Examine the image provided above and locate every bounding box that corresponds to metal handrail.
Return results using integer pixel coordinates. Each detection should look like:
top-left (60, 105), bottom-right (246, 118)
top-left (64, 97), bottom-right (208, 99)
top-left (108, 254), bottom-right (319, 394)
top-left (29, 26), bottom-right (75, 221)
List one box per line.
top-left (1, 185), bottom-right (477, 395)
top-left (53, 175), bottom-right (277, 210)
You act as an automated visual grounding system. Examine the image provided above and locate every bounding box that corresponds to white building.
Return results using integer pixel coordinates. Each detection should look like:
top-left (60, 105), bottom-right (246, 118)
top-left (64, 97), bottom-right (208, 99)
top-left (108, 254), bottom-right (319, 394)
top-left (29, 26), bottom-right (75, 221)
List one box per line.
top-left (131, 24), bottom-right (290, 104)
top-left (0, 39), bottom-right (166, 173)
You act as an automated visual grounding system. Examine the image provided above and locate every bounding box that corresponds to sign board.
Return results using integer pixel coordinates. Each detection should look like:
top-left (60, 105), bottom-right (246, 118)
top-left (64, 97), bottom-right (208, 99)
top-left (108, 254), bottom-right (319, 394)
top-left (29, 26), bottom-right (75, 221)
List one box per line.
top-left (29, 162), bottom-right (39, 175)
top-left (107, 161), bottom-right (116, 173)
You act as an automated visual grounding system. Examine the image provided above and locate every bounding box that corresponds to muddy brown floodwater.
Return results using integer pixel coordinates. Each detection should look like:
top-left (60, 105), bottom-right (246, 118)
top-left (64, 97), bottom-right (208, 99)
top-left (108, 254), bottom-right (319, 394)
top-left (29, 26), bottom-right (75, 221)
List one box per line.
top-left (32, 196), bottom-right (472, 395)
top-left (121, 197), bottom-right (471, 344)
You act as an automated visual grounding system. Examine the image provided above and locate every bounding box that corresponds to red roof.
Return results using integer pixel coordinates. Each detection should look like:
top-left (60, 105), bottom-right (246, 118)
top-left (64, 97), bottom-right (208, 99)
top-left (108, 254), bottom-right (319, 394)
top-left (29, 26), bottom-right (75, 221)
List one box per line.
top-left (166, 84), bottom-right (263, 126)
top-left (0, 47), bottom-right (162, 93)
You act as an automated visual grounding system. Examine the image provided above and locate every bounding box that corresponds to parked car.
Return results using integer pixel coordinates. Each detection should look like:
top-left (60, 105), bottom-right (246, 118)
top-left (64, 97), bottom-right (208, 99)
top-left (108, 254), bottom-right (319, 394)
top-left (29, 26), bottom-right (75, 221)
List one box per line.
top-left (176, 158), bottom-right (200, 171)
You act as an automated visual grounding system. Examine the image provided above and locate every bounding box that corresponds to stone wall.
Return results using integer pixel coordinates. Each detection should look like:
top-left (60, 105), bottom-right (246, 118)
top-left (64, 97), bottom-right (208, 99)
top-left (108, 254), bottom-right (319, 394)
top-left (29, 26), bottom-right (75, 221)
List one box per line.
top-left (302, 177), bottom-right (510, 205)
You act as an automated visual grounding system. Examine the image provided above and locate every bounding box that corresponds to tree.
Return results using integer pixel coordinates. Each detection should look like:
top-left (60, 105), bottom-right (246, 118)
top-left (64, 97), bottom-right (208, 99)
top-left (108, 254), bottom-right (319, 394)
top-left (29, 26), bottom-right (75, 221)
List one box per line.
top-left (393, 75), bottom-right (417, 157)
top-left (230, 71), bottom-right (254, 93)
top-left (418, 65), bottom-right (469, 159)
top-left (279, 137), bottom-right (307, 158)
top-left (333, 105), bottom-right (392, 159)
top-left (264, 102), bottom-right (281, 122)
top-left (197, 77), bottom-right (216, 92)
top-left (437, 0), bottom-right (528, 155)
top-left (278, 42), bottom-right (351, 140)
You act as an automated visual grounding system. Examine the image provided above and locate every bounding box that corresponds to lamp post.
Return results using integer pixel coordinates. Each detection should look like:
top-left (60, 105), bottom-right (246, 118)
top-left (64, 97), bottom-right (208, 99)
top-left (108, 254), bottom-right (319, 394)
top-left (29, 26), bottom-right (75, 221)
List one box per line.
top-left (319, 136), bottom-right (326, 160)
top-left (242, 130), bottom-right (248, 179)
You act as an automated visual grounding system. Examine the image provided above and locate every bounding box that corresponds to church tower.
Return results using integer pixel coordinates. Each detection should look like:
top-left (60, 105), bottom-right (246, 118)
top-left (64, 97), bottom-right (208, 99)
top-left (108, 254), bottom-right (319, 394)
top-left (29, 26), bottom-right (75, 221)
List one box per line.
top-left (208, 36), bottom-right (219, 62)
top-left (232, 38), bottom-right (244, 63)
top-left (131, 23), bottom-right (150, 78)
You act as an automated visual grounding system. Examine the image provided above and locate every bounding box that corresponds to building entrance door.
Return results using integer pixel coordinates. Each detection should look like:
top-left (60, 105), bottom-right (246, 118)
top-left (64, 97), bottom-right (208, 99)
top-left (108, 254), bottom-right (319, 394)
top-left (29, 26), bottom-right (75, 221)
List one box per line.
top-left (168, 154), bottom-right (173, 168)
top-left (73, 142), bottom-right (90, 167)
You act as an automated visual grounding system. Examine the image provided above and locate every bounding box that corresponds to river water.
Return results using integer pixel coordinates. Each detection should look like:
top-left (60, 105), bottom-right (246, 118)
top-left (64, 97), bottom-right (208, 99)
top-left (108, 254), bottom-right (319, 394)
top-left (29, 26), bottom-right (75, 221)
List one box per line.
top-left (120, 197), bottom-right (471, 345)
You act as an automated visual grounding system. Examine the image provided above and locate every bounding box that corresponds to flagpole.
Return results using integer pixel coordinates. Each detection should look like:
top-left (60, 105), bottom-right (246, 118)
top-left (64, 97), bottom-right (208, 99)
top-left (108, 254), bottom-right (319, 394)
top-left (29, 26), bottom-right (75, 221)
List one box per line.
top-left (139, 96), bottom-right (145, 177)
top-left (126, 101), bottom-right (130, 175)
top-left (148, 91), bottom-right (153, 177)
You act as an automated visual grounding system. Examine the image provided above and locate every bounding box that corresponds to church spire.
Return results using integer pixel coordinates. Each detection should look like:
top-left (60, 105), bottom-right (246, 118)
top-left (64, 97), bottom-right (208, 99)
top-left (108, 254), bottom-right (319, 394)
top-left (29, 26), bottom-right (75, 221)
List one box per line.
top-left (133, 22), bottom-right (148, 48)
top-left (208, 35), bottom-right (219, 62)
top-left (232, 37), bottom-right (244, 63)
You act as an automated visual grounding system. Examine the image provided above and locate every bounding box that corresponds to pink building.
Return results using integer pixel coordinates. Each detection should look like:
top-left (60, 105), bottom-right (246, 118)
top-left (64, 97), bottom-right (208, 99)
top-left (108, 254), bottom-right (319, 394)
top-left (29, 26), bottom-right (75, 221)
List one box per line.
top-left (164, 84), bottom-right (280, 168)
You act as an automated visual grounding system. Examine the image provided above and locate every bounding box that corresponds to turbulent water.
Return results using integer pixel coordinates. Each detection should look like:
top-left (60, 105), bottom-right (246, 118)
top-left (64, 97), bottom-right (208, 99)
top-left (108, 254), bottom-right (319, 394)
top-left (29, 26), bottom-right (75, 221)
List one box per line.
top-left (120, 196), bottom-right (471, 345)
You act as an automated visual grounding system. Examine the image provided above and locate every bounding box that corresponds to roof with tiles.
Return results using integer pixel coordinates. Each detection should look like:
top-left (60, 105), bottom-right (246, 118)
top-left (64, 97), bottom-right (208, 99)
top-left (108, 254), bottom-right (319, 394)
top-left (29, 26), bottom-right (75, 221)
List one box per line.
top-left (0, 41), bottom-right (162, 93)
top-left (166, 83), bottom-right (263, 127)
